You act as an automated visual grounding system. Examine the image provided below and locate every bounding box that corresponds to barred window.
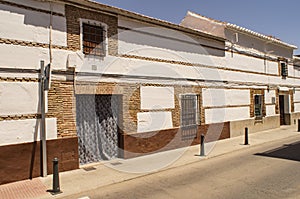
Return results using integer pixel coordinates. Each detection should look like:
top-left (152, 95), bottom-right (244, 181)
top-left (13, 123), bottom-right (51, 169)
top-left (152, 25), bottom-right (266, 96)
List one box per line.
top-left (82, 23), bottom-right (105, 57)
top-left (280, 61), bottom-right (288, 77)
top-left (180, 94), bottom-right (200, 127)
top-left (254, 95), bottom-right (263, 118)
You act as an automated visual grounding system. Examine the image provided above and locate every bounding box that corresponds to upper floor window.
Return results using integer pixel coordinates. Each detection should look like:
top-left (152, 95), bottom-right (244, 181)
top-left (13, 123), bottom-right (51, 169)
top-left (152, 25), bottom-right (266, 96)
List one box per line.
top-left (280, 61), bottom-right (288, 77)
top-left (82, 23), bottom-right (106, 57)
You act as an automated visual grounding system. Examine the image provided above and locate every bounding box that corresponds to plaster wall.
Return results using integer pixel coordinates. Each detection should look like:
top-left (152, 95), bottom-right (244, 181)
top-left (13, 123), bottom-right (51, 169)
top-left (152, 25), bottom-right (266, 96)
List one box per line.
top-left (118, 17), bottom-right (225, 65)
top-left (203, 88), bottom-right (250, 107)
top-left (0, 82), bottom-right (48, 116)
top-left (294, 91), bottom-right (300, 102)
top-left (225, 52), bottom-right (279, 75)
top-left (0, 3), bottom-right (67, 46)
top-left (265, 90), bottom-right (276, 103)
top-left (0, 118), bottom-right (57, 146)
top-left (137, 111), bottom-right (173, 133)
top-left (230, 115), bottom-right (280, 137)
top-left (79, 55), bottom-right (300, 88)
top-left (118, 17), bottom-right (224, 49)
top-left (4, 0), bottom-right (65, 14)
top-left (266, 105), bottom-right (276, 116)
top-left (264, 90), bottom-right (276, 116)
top-left (205, 107), bottom-right (250, 123)
top-left (295, 104), bottom-right (300, 113)
top-left (140, 86), bottom-right (175, 110)
top-left (225, 29), bottom-right (293, 59)
top-left (0, 44), bottom-right (70, 70)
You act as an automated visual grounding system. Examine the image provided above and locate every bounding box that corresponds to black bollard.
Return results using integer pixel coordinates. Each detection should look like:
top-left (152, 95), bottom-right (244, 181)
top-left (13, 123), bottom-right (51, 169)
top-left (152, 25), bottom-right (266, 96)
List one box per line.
top-left (245, 128), bottom-right (249, 145)
top-left (52, 158), bottom-right (61, 194)
top-left (200, 134), bottom-right (205, 156)
top-left (298, 119), bottom-right (300, 132)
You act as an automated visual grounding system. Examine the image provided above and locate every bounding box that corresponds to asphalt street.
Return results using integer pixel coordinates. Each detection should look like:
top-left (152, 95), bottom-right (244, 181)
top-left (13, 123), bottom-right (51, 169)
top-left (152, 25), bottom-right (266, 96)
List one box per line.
top-left (67, 135), bottom-right (300, 199)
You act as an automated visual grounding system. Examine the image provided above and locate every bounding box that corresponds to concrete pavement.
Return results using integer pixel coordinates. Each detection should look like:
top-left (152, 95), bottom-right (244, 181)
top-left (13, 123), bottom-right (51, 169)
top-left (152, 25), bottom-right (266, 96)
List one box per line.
top-left (1, 125), bottom-right (300, 199)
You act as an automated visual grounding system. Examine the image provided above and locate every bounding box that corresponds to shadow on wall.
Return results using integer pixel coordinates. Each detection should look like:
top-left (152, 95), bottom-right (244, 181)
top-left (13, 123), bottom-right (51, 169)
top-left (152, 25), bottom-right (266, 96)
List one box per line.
top-left (30, 78), bottom-right (42, 179)
top-left (255, 141), bottom-right (300, 162)
top-left (1, 3), bottom-right (66, 32)
top-left (118, 27), bottom-right (225, 57)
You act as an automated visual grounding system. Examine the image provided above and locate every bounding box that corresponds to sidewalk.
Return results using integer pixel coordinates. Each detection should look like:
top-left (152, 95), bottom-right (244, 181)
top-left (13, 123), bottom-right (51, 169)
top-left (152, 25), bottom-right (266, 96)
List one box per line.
top-left (1, 126), bottom-right (300, 199)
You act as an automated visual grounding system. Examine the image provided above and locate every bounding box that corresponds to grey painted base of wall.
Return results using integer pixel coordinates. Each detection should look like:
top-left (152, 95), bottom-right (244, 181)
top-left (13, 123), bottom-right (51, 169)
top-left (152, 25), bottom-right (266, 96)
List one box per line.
top-left (230, 115), bottom-right (280, 137)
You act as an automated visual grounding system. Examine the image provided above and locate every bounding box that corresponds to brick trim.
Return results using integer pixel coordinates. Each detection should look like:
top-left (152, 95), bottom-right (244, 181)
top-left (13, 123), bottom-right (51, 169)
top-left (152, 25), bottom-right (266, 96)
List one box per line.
top-left (204, 104), bottom-right (250, 109)
top-left (250, 89), bottom-right (266, 118)
top-left (0, 76), bottom-right (38, 82)
top-left (0, 114), bottom-right (41, 121)
top-left (265, 103), bottom-right (276, 106)
top-left (275, 89), bottom-right (280, 114)
top-left (290, 90), bottom-right (295, 113)
top-left (0, 38), bottom-right (69, 50)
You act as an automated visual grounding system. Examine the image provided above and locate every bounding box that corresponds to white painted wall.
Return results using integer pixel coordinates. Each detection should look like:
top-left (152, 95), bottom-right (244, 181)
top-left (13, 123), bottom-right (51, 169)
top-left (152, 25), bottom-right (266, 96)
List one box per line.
top-left (4, 0), bottom-right (65, 14)
top-left (0, 118), bottom-right (57, 146)
top-left (0, 82), bottom-right (47, 116)
top-left (203, 88), bottom-right (250, 107)
top-left (0, 3), bottom-right (67, 46)
top-left (295, 104), bottom-right (300, 113)
top-left (265, 90), bottom-right (276, 104)
top-left (0, 44), bottom-right (70, 70)
top-left (225, 52), bottom-right (279, 75)
top-left (225, 29), bottom-right (293, 59)
top-left (78, 54), bottom-right (300, 89)
top-left (265, 90), bottom-right (276, 116)
top-left (140, 86), bottom-right (175, 110)
top-left (266, 105), bottom-right (276, 116)
top-left (118, 17), bottom-right (225, 68)
top-left (294, 91), bottom-right (300, 102)
top-left (137, 111), bottom-right (173, 133)
top-left (205, 107), bottom-right (250, 123)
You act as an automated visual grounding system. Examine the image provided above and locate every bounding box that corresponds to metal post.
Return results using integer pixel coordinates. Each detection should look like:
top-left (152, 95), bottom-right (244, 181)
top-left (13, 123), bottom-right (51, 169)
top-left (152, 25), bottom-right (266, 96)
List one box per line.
top-left (298, 119), bottom-right (300, 132)
top-left (52, 158), bottom-right (61, 193)
top-left (245, 128), bottom-right (249, 145)
top-left (40, 60), bottom-right (47, 177)
top-left (200, 134), bottom-right (205, 156)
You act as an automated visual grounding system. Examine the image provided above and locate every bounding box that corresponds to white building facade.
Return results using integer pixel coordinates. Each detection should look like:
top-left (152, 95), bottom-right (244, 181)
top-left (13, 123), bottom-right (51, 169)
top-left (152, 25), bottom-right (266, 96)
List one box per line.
top-left (0, 0), bottom-right (299, 184)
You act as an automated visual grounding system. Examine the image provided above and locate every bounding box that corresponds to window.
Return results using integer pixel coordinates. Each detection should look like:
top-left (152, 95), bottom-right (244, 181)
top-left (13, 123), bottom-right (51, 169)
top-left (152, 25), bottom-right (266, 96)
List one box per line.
top-left (180, 94), bottom-right (200, 127)
top-left (280, 61), bottom-right (288, 77)
top-left (254, 95), bottom-right (263, 118)
top-left (82, 23), bottom-right (105, 57)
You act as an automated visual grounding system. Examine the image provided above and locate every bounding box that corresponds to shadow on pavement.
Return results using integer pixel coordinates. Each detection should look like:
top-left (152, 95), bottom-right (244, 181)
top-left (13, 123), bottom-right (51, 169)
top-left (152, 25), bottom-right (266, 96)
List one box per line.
top-left (255, 141), bottom-right (300, 162)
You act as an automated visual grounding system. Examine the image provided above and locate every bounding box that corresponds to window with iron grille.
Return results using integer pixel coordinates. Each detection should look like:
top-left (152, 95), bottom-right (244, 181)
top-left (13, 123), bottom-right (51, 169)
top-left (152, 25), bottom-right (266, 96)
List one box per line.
top-left (180, 94), bottom-right (200, 127)
top-left (82, 23), bottom-right (105, 57)
top-left (254, 95), bottom-right (263, 118)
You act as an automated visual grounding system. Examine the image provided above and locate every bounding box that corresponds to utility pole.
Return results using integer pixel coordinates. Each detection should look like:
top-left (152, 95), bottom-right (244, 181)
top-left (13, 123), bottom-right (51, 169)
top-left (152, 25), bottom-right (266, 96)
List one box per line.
top-left (40, 60), bottom-right (51, 177)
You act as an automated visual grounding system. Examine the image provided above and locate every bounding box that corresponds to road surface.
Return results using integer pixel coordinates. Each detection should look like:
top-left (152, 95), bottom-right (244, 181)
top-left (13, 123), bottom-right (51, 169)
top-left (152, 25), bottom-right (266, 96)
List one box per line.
top-left (68, 136), bottom-right (300, 199)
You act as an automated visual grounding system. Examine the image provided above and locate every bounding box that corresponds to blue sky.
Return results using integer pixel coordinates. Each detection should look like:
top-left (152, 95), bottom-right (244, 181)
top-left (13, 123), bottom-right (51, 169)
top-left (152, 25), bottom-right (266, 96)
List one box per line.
top-left (96, 0), bottom-right (300, 55)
